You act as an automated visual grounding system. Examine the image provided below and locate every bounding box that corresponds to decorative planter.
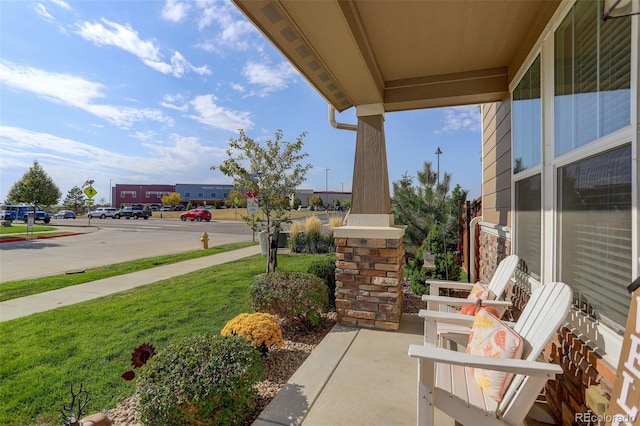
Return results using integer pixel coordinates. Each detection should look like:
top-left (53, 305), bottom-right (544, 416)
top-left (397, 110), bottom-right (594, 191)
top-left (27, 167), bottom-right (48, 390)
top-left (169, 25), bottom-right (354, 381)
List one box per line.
top-left (422, 252), bottom-right (436, 269)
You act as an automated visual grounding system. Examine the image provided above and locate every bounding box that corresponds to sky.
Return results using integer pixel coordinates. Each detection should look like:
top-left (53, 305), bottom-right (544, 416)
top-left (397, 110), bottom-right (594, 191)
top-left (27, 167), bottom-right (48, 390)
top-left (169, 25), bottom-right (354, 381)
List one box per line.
top-left (0, 0), bottom-right (483, 206)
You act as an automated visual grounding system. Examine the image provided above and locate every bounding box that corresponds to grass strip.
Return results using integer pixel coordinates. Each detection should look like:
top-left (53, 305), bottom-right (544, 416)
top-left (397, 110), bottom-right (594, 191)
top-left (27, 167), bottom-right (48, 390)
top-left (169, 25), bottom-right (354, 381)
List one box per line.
top-left (0, 253), bottom-right (322, 425)
top-left (0, 241), bottom-right (256, 301)
top-left (0, 225), bottom-right (56, 235)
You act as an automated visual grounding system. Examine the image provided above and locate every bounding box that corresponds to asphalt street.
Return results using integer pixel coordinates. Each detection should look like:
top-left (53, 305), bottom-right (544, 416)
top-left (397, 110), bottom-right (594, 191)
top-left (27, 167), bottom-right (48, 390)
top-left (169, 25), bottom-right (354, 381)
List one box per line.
top-left (0, 221), bottom-right (254, 282)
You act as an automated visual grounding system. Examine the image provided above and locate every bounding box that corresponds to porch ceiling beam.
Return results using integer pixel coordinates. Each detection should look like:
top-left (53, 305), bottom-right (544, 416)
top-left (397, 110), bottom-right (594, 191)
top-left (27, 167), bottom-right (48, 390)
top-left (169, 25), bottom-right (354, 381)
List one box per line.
top-left (383, 67), bottom-right (509, 110)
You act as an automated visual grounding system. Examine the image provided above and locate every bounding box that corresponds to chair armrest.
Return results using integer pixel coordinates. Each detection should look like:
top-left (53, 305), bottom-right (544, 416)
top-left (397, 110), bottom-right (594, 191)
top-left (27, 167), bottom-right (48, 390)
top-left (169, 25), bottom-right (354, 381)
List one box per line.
top-left (422, 295), bottom-right (512, 308)
top-left (418, 309), bottom-right (476, 327)
top-left (427, 279), bottom-right (475, 296)
top-left (408, 344), bottom-right (563, 378)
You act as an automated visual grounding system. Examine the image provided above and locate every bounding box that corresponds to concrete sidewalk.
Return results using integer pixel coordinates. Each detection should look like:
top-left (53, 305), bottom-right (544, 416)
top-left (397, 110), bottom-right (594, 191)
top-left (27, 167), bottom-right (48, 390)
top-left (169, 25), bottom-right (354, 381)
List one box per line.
top-left (0, 245), bottom-right (261, 322)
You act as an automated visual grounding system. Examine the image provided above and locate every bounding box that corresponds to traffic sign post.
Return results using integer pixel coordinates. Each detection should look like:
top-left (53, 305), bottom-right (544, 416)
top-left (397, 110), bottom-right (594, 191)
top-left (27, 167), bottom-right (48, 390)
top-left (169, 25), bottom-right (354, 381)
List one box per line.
top-left (247, 198), bottom-right (259, 215)
top-left (84, 185), bottom-right (98, 199)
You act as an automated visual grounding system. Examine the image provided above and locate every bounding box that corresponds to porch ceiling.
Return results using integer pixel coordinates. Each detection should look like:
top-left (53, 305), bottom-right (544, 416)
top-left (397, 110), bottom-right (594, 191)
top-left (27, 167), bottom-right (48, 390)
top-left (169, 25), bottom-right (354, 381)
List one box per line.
top-left (233, 0), bottom-right (561, 112)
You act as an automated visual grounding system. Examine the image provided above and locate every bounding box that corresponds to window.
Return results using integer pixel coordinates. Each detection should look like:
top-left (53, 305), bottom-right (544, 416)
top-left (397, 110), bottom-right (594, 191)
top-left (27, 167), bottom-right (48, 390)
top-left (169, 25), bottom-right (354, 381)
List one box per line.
top-left (120, 191), bottom-right (136, 198)
top-left (210, 192), bottom-right (216, 198)
top-left (513, 55), bottom-right (541, 173)
top-left (515, 175), bottom-right (541, 279)
top-left (554, 0), bottom-right (631, 156)
top-left (510, 0), bottom-right (634, 336)
top-left (513, 55), bottom-right (542, 279)
top-left (184, 192), bottom-right (191, 198)
top-left (198, 192), bottom-right (204, 198)
top-left (557, 145), bottom-right (632, 329)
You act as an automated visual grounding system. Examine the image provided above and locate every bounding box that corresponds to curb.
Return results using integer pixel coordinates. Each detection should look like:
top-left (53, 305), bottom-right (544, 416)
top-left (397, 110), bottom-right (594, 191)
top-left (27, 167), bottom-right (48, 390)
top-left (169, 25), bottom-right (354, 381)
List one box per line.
top-left (0, 232), bottom-right (84, 244)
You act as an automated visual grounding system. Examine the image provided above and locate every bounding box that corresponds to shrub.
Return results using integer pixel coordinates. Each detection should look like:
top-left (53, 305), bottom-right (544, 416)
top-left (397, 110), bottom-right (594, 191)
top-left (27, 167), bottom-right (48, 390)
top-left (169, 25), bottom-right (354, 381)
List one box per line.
top-left (250, 271), bottom-right (328, 327)
top-left (307, 255), bottom-right (337, 310)
top-left (328, 217), bottom-right (343, 229)
top-left (304, 216), bottom-right (322, 234)
top-left (136, 334), bottom-right (265, 425)
top-left (221, 313), bottom-right (284, 354)
top-left (289, 221), bottom-right (305, 239)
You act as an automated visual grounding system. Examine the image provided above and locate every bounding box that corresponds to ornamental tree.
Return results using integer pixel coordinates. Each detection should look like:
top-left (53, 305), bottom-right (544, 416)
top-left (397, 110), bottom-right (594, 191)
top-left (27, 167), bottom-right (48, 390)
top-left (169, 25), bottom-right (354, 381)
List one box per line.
top-left (212, 129), bottom-right (311, 272)
top-left (6, 160), bottom-right (61, 207)
top-left (161, 192), bottom-right (182, 208)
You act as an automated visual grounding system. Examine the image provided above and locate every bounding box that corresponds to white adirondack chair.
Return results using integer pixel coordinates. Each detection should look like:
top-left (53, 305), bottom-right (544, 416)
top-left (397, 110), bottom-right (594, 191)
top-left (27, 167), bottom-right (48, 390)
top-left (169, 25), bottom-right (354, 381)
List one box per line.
top-left (409, 282), bottom-right (571, 426)
top-left (422, 254), bottom-right (519, 317)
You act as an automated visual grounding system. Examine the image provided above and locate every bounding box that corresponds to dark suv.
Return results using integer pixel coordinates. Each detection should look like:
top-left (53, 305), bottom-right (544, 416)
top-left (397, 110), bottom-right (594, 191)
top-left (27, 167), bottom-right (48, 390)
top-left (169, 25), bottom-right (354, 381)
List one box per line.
top-left (114, 207), bottom-right (151, 220)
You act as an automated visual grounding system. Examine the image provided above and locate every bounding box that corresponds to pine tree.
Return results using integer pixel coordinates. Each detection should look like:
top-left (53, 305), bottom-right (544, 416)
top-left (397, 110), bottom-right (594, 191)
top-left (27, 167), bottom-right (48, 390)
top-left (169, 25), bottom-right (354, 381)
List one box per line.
top-left (63, 186), bottom-right (86, 214)
top-left (391, 161), bottom-right (468, 294)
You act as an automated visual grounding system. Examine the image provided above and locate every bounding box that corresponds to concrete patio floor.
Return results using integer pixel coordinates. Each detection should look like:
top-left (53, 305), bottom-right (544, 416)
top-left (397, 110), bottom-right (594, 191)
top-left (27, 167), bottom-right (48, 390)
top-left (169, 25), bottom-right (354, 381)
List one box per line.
top-left (253, 314), bottom-right (455, 426)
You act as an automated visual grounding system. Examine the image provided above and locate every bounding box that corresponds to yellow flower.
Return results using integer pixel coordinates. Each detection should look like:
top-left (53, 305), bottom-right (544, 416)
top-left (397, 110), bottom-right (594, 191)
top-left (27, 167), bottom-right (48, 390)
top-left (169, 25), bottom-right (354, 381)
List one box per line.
top-left (222, 313), bottom-right (284, 352)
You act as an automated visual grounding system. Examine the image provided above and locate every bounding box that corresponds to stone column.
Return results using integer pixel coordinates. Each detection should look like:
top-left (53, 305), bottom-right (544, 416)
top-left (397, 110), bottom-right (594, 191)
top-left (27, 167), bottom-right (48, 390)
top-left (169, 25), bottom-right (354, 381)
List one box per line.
top-left (334, 104), bottom-right (405, 331)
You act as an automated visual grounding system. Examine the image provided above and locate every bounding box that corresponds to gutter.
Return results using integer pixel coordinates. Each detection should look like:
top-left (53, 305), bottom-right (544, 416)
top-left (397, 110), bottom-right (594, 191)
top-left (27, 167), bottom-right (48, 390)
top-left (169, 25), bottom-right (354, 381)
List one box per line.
top-left (328, 105), bottom-right (357, 131)
top-left (469, 215), bottom-right (483, 282)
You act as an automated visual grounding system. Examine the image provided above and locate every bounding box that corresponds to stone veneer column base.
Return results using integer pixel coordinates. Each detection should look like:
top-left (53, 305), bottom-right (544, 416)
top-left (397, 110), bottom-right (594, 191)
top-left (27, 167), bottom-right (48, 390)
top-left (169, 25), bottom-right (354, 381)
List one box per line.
top-left (334, 226), bottom-right (405, 331)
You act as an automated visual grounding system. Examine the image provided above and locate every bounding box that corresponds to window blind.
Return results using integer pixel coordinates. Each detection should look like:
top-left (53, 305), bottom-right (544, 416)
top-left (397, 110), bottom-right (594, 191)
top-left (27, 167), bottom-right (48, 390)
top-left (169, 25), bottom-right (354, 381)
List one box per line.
top-left (558, 145), bottom-right (632, 329)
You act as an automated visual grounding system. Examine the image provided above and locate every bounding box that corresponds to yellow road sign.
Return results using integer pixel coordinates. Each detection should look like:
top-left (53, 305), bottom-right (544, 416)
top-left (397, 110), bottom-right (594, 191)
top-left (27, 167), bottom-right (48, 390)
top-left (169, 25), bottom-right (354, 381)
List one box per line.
top-left (84, 185), bottom-right (98, 198)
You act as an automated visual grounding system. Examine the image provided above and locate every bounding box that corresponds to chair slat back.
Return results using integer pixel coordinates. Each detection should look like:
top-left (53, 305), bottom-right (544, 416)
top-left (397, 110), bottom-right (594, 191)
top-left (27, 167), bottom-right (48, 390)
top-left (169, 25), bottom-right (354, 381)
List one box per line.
top-left (486, 255), bottom-right (519, 299)
top-left (498, 282), bottom-right (571, 415)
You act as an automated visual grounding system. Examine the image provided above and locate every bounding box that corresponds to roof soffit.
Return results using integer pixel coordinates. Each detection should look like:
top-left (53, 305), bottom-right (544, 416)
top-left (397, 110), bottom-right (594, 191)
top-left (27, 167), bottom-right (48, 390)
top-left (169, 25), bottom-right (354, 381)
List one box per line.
top-left (233, 0), bottom-right (562, 112)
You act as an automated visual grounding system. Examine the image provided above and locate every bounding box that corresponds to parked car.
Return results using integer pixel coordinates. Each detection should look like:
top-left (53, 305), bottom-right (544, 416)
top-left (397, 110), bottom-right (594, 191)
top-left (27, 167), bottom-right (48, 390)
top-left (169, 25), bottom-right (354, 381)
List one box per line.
top-left (115, 206), bottom-right (151, 219)
top-left (0, 210), bottom-right (12, 221)
top-left (297, 205), bottom-right (309, 211)
top-left (180, 208), bottom-right (212, 222)
top-left (88, 207), bottom-right (117, 219)
top-left (174, 205), bottom-right (185, 211)
top-left (53, 210), bottom-right (76, 219)
top-left (3, 204), bottom-right (51, 223)
top-left (160, 206), bottom-right (173, 211)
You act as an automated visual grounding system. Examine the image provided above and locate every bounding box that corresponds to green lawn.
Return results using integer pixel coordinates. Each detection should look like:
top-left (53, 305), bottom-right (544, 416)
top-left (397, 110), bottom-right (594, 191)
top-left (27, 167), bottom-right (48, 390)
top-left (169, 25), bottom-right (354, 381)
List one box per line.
top-left (0, 241), bottom-right (256, 301)
top-left (0, 225), bottom-right (63, 240)
top-left (0, 225), bottom-right (56, 234)
top-left (0, 253), bottom-right (324, 425)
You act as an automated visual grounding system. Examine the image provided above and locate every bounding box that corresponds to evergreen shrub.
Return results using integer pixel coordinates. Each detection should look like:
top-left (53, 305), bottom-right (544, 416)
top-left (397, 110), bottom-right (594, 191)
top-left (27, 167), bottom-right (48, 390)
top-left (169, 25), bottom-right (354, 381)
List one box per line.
top-left (307, 255), bottom-right (337, 310)
top-left (250, 271), bottom-right (328, 327)
top-left (136, 334), bottom-right (265, 425)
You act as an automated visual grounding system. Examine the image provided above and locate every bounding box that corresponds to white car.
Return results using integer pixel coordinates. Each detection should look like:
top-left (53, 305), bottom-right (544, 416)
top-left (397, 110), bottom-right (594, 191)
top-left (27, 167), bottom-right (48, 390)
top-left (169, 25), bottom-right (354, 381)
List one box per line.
top-left (88, 207), bottom-right (117, 219)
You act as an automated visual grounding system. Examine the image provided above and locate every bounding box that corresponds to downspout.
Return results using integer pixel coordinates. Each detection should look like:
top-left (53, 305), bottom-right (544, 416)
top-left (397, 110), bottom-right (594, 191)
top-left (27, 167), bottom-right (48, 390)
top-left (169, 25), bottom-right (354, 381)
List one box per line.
top-left (328, 105), bottom-right (357, 131)
top-left (469, 215), bottom-right (483, 282)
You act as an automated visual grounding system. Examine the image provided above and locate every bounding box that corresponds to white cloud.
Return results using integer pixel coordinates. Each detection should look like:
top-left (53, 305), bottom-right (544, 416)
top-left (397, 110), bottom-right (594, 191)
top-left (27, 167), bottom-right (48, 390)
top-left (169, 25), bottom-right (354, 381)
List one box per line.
top-left (162, 0), bottom-right (190, 22)
top-left (34, 3), bottom-right (54, 20)
top-left (437, 105), bottom-right (482, 133)
top-left (230, 83), bottom-right (245, 93)
top-left (192, 1), bottom-right (256, 52)
top-left (48, 0), bottom-right (71, 10)
top-left (189, 94), bottom-right (253, 132)
top-left (0, 126), bottom-right (228, 197)
top-left (161, 93), bottom-right (189, 111)
top-left (76, 18), bottom-right (210, 78)
top-left (0, 61), bottom-right (170, 128)
top-left (242, 61), bottom-right (298, 97)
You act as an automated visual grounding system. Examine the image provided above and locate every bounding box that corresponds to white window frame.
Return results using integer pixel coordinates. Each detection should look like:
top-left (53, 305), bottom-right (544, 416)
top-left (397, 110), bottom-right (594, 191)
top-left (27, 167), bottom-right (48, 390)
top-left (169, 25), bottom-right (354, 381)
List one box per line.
top-left (509, 0), bottom-right (638, 368)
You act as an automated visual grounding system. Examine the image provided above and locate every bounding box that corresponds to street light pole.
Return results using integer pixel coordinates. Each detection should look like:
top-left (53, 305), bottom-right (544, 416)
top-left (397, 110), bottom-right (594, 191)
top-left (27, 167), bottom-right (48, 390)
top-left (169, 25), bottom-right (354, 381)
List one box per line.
top-left (435, 147), bottom-right (443, 185)
top-left (325, 168), bottom-right (330, 194)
